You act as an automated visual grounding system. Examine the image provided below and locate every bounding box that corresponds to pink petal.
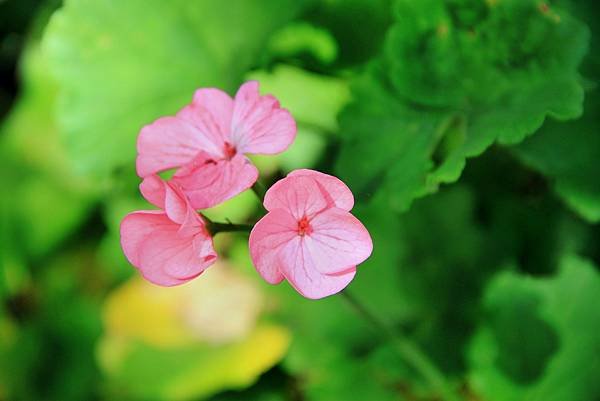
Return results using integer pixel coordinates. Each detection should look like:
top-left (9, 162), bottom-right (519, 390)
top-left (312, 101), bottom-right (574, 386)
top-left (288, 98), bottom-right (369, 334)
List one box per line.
top-left (136, 88), bottom-right (234, 177)
top-left (230, 81), bottom-right (296, 155)
top-left (120, 211), bottom-right (216, 287)
top-left (139, 175), bottom-right (190, 225)
top-left (120, 212), bottom-right (198, 285)
top-left (304, 208), bottom-right (373, 275)
top-left (288, 169), bottom-right (354, 211)
top-left (279, 237), bottom-right (357, 299)
top-left (139, 175), bottom-right (166, 209)
top-left (249, 209), bottom-right (298, 284)
top-left (139, 229), bottom-right (215, 281)
top-left (163, 180), bottom-right (188, 224)
top-left (120, 211), bottom-right (167, 268)
top-left (193, 235), bottom-right (217, 264)
top-left (263, 175), bottom-right (330, 219)
top-left (176, 88), bottom-right (235, 156)
top-left (172, 152), bottom-right (259, 209)
top-left (136, 116), bottom-right (206, 177)
top-left (177, 206), bottom-right (208, 238)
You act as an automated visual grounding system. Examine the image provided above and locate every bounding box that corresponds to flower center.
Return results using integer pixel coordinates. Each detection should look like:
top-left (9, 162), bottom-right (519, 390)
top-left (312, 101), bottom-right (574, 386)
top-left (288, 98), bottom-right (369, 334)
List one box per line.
top-left (223, 142), bottom-right (237, 160)
top-left (297, 216), bottom-right (312, 236)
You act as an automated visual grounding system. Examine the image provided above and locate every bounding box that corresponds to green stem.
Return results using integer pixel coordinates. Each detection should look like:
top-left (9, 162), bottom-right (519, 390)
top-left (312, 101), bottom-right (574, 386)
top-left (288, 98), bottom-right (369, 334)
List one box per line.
top-left (340, 290), bottom-right (460, 401)
top-left (205, 220), bottom-right (253, 235)
top-left (251, 181), bottom-right (267, 202)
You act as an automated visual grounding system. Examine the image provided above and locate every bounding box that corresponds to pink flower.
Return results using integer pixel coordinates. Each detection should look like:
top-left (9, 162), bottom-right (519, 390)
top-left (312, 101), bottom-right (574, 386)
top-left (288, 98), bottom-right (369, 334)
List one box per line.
top-left (120, 175), bottom-right (217, 286)
top-left (249, 169), bottom-right (373, 299)
top-left (136, 81), bottom-right (296, 209)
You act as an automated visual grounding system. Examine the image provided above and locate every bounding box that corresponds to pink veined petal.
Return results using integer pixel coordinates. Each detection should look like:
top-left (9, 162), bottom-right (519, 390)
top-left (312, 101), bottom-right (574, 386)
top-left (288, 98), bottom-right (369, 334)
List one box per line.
top-left (303, 208), bottom-right (373, 275)
top-left (120, 211), bottom-right (169, 267)
top-left (263, 175), bottom-right (330, 220)
top-left (229, 81), bottom-right (296, 155)
top-left (139, 175), bottom-right (166, 209)
top-left (137, 220), bottom-right (215, 284)
top-left (139, 175), bottom-right (191, 226)
top-left (288, 169), bottom-right (354, 211)
top-left (136, 116), bottom-right (207, 177)
top-left (163, 179), bottom-right (189, 224)
top-left (140, 267), bottom-right (190, 287)
top-left (176, 87), bottom-right (235, 156)
top-left (326, 266), bottom-right (359, 277)
top-left (177, 206), bottom-right (207, 238)
top-left (249, 209), bottom-right (299, 284)
top-left (278, 236), bottom-right (357, 299)
top-left (120, 211), bottom-right (198, 286)
top-left (172, 152), bottom-right (259, 209)
top-left (193, 235), bottom-right (218, 265)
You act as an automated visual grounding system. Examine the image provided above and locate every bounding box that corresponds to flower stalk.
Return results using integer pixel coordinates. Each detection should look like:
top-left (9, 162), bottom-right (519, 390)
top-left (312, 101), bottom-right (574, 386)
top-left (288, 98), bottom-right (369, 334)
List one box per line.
top-left (251, 180), bottom-right (267, 202)
top-left (204, 218), bottom-right (253, 235)
top-left (340, 290), bottom-right (461, 401)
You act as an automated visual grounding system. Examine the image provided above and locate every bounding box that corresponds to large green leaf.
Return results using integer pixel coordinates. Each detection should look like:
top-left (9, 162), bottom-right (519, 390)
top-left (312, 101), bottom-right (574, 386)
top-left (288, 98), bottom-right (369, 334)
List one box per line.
top-left (336, 68), bottom-right (447, 210)
top-left (468, 255), bottom-right (600, 401)
top-left (336, 0), bottom-right (589, 212)
top-left (512, 0), bottom-right (600, 224)
top-left (305, 0), bottom-right (393, 66)
top-left (287, 346), bottom-right (402, 401)
top-left (512, 91), bottom-right (600, 223)
top-left (43, 0), bottom-right (309, 177)
top-left (0, 43), bottom-right (96, 259)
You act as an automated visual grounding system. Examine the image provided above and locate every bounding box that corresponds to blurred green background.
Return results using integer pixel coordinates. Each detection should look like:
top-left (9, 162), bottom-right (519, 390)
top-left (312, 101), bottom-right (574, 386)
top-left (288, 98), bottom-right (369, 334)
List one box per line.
top-left (1, 0), bottom-right (599, 400)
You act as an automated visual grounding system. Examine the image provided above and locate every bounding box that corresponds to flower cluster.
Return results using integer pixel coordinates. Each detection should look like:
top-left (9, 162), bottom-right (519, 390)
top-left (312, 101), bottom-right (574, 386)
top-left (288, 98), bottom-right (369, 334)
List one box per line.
top-left (120, 82), bottom-right (372, 299)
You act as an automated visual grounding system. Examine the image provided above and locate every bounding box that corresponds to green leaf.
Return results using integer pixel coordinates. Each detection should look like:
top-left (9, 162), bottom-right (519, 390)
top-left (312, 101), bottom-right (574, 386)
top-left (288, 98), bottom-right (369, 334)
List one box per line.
top-left (43, 0), bottom-right (309, 177)
top-left (394, 185), bottom-right (497, 373)
top-left (265, 22), bottom-right (339, 66)
top-left (13, 176), bottom-right (94, 257)
top-left (335, 69), bottom-right (447, 210)
top-left (306, 0), bottom-right (393, 66)
top-left (290, 347), bottom-right (401, 401)
top-left (336, 0), bottom-right (589, 212)
top-left (99, 324), bottom-right (290, 401)
top-left (388, 0), bottom-right (587, 109)
top-left (246, 64), bottom-right (350, 134)
top-left (468, 255), bottom-right (600, 401)
top-left (0, 43), bottom-right (96, 258)
top-left (349, 199), bottom-right (413, 326)
top-left (512, 82), bottom-right (600, 223)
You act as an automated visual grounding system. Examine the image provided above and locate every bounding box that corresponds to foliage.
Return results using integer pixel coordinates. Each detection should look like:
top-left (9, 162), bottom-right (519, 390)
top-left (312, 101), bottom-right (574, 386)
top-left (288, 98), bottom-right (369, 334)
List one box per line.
top-left (335, 0), bottom-right (589, 211)
top-left (468, 255), bottom-right (600, 401)
top-left (1, 0), bottom-right (599, 400)
top-left (42, 0), bottom-right (311, 177)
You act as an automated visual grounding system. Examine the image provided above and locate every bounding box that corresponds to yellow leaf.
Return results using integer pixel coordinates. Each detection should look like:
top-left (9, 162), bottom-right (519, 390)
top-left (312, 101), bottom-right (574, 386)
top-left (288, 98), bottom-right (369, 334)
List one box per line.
top-left (165, 324), bottom-right (291, 400)
top-left (102, 262), bottom-right (264, 347)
